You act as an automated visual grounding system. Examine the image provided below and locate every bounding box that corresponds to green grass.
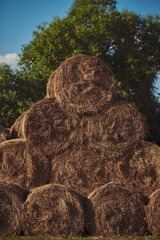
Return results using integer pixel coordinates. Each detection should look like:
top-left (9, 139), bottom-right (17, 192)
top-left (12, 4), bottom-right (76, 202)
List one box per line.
top-left (0, 236), bottom-right (160, 240)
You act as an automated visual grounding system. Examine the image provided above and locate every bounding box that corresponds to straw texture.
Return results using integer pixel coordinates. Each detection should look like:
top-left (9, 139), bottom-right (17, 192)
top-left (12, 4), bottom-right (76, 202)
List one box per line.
top-left (0, 180), bottom-right (29, 236)
top-left (47, 54), bottom-right (116, 114)
top-left (88, 183), bottom-right (148, 237)
top-left (0, 139), bottom-right (49, 189)
top-left (23, 184), bottom-right (86, 237)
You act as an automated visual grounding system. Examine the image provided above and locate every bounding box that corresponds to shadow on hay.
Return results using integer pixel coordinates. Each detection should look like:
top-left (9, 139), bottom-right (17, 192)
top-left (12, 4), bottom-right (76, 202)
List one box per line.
top-left (0, 180), bottom-right (30, 236)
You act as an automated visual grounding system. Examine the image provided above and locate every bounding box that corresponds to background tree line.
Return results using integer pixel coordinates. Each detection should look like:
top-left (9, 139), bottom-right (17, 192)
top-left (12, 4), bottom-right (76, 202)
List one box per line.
top-left (0, 0), bottom-right (160, 145)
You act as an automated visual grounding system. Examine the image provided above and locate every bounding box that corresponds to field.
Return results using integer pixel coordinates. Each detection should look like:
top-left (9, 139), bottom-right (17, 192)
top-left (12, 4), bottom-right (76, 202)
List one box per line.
top-left (0, 236), bottom-right (160, 240)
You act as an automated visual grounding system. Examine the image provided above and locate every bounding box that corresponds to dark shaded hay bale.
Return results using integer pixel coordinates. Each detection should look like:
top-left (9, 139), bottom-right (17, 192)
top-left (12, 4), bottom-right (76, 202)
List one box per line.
top-left (0, 139), bottom-right (49, 189)
top-left (88, 183), bottom-right (148, 237)
top-left (0, 125), bottom-right (10, 143)
top-left (146, 188), bottom-right (160, 237)
top-left (82, 100), bottom-right (146, 158)
top-left (23, 184), bottom-right (86, 237)
top-left (0, 180), bottom-right (29, 236)
top-left (10, 110), bottom-right (28, 139)
top-left (0, 119), bottom-right (7, 128)
top-left (118, 142), bottom-right (160, 197)
top-left (47, 54), bottom-right (116, 114)
top-left (50, 145), bottom-right (124, 197)
top-left (23, 98), bottom-right (79, 158)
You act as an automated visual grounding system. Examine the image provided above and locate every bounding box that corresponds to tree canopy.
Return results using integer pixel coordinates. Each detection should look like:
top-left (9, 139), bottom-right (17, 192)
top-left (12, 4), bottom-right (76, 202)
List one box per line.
top-left (0, 64), bottom-right (34, 126)
top-left (0, 0), bottom-right (160, 144)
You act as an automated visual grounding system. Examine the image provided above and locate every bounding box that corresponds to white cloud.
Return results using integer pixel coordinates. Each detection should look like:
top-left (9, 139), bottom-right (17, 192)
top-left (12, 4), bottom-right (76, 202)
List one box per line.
top-left (0, 53), bottom-right (20, 69)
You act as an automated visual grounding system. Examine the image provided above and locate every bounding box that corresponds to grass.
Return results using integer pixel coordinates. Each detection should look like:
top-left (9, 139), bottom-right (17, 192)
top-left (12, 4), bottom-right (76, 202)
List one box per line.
top-left (0, 236), bottom-right (160, 240)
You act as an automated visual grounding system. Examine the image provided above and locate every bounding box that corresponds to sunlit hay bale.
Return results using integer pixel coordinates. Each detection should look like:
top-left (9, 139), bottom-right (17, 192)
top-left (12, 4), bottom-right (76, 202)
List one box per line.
top-left (0, 180), bottom-right (29, 236)
top-left (23, 184), bottom-right (86, 237)
top-left (47, 54), bottom-right (116, 115)
top-left (0, 139), bottom-right (49, 190)
top-left (10, 110), bottom-right (29, 139)
top-left (46, 70), bottom-right (57, 98)
top-left (146, 188), bottom-right (160, 237)
top-left (88, 183), bottom-right (148, 237)
top-left (83, 100), bottom-right (146, 158)
top-left (118, 142), bottom-right (160, 197)
top-left (23, 98), bottom-right (79, 158)
top-left (0, 125), bottom-right (10, 143)
top-left (50, 145), bottom-right (123, 197)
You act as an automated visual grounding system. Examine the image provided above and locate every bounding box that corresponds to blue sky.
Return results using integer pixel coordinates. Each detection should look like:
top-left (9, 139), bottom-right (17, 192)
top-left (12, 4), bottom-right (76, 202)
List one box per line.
top-left (0, 0), bottom-right (159, 97)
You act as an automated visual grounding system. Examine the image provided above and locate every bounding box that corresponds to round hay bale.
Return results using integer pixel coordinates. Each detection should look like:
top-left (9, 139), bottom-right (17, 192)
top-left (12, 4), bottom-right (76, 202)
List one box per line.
top-left (88, 183), bottom-right (148, 237)
top-left (0, 125), bottom-right (10, 143)
top-left (23, 98), bottom-right (79, 158)
top-left (0, 180), bottom-right (29, 236)
top-left (146, 188), bottom-right (160, 236)
top-left (47, 54), bottom-right (116, 114)
top-left (23, 184), bottom-right (86, 237)
top-left (82, 100), bottom-right (146, 158)
top-left (0, 139), bottom-right (49, 189)
top-left (50, 145), bottom-right (123, 197)
top-left (10, 110), bottom-right (28, 139)
top-left (118, 142), bottom-right (160, 197)
top-left (46, 70), bottom-right (57, 98)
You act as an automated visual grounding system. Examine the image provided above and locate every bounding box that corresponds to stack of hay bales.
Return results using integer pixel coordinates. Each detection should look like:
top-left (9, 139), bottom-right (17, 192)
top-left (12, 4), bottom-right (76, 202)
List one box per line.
top-left (0, 54), bottom-right (160, 237)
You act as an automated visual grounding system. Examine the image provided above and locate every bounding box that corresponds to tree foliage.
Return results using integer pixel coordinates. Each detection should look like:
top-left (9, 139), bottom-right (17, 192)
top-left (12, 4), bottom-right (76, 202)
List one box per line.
top-left (0, 64), bottom-right (34, 126)
top-left (0, 0), bottom-right (160, 143)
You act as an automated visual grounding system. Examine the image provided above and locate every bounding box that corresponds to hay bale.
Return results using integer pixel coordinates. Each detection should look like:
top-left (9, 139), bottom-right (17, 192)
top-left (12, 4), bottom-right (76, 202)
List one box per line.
top-left (0, 125), bottom-right (10, 143)
top-left (10, 110), bottom-right (28, 139)
top-left (0, 139), bottom-right (49, 189)
top-left (47, 54), bottom-right (116, 114)
top-left (23, 184), bottom-right (86, 237)
top-left (50, 145), bottom-right (123, 197)
top-left (0, 180), bottom-right (29, 236)
top-left (118, 142), bottom-right (160, 197)
top-left (88, 183), bottom-right (148, 237)
top-left (23, 98), bottom-right (79, 158)
top-left (82, 100), bottom-right (146, 158)
top-left (146, 188), bottom-right (160, 237)
top-left (46, 70), bottom-right (57, 98)
top-left (0, 119), bottom-right (7, 128)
